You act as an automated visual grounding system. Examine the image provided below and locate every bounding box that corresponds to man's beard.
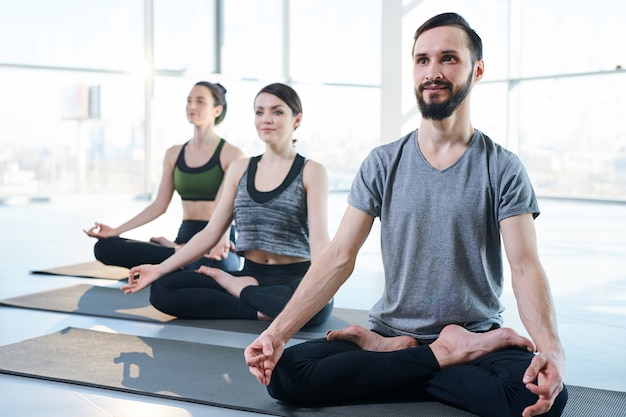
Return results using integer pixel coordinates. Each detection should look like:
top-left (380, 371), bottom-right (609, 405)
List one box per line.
top-left (415, 69), bottom-right (473, 121)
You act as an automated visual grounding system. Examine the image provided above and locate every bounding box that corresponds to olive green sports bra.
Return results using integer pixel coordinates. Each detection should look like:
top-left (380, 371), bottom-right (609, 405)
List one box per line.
top-left (173, 139), bottom-right (226, 201)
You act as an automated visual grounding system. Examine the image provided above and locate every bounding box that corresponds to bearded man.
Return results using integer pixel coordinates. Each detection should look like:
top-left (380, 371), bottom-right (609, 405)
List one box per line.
top-left (244, 12), bottom-right (568, 417)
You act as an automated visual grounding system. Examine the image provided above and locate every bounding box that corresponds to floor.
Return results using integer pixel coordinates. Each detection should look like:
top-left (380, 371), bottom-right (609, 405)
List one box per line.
top-left (0, 193), bottom-right (625, 416)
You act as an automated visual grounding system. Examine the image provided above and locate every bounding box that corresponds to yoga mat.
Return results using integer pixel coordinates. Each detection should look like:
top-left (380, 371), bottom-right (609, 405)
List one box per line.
top-left (0, 327), bottom-right (479, 417)
top-left (31, 261), bottom-right (129, 280)
top-left (0, 284), bottom-right (369, 340)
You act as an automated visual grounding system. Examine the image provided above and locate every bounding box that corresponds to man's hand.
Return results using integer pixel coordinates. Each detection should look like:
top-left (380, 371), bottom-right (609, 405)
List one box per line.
top-left (121, 264), bottom-right (162, 294)
top-left (522, 350), bottom-right (565, 417)
top-left (244, 330), bottom-right (286, 386)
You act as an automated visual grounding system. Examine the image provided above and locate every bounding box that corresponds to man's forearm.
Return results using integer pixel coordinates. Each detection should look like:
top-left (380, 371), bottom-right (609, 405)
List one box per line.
top-left (269, 245), bottom-right (354, 340)
top-left (514, 270), bottom-right (564, 356)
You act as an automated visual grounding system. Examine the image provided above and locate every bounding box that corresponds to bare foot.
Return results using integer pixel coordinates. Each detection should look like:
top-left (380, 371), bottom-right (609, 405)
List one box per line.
top-left (430, 324), bottom-right (535, 369)
top-left (196, 266), bottom-right (259, 298)
top-left (257, 311), bottom-right (273, 321)
top-left (326, 324), bottom-right (419, 352)
top-left (149, 236), bottom-right (175, 248)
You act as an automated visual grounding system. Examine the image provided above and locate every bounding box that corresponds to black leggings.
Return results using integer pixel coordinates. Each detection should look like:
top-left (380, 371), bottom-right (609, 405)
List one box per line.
top-left (149, 259), bottom-right (333, 328)
top-left (93, 221), bottom-right (241, 271)
top-left (268, 338), bottom-right (568, 417)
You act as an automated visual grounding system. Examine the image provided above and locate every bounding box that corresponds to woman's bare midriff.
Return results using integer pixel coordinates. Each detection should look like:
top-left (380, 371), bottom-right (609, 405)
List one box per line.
top-left (243, 249), bottom-right (309, 265)
top-left (181, 200), bottom-right (216, 221)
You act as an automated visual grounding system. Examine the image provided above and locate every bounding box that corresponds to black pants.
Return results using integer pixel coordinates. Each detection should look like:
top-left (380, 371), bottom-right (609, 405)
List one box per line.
top-left (93, 220), bottom-right (241, 271)
top-left (149, 259), bottom-right (333, 328)
top-left (268, 337), bottom-right (568, 417)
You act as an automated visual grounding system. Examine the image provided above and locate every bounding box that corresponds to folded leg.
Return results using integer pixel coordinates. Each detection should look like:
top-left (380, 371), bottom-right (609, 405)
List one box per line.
top-left (426, 348), bottom-right (569, 417)
top-left (149, 270), bottom-right (257, 319)
top-left (268, 338), bottom-right (440, 405)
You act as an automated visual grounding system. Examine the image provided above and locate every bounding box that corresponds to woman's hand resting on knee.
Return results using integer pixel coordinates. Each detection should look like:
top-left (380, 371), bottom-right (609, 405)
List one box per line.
top-left (121, 264), bottom-right (163, 294)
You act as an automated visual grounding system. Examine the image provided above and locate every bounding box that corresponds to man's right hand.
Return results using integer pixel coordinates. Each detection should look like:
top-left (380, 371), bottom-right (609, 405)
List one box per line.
top-left (244, 330), bottom-right (287, 386)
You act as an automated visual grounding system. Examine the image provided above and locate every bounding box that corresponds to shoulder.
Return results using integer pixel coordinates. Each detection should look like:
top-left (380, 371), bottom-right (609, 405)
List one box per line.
top-left (226, 156), bottom-right (250, 179)
top-left (359, 131), bottom-right (415, 173)
top-left (220, 139), bottom-right (245, 163)
top-left (473, 130), bottom-right (513, 156)
top-left (163, 143), bottom-right (184, 168)
top-left (302, 158), bottom-right (326, 174)
top-left (371, 131), bottom-right (414, 160)
top-left (471, 129), bottom-right (522, 168)
top-left (302, 158), bottom-right (328, 190)
top-left (165, 143), bottom-right (184, 157)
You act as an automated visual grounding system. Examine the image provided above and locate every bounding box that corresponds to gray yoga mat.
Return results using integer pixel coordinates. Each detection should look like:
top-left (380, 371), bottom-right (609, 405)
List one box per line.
top-left (0, 327), bottom-right (478, 417)
top-left (0, 283), bottom-right (369, 340)
top-left (31, 261), bottom-right (129, 280)
top-left (0, 328), bottom-right (621, 417)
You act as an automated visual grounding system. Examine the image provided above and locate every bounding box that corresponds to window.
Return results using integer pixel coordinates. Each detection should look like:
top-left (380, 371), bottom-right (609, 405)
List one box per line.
top-left (154, 0), bottom-right (216, 72)
top-left (0, 0), bottom-right (143, 70)
top-left (222, 0), bottom-right (283, 79)
top-left (0, 68), bottom-right (144, 196)
top-left (514, 0), bottom-right (626, 78)
top-left (290, 0), bottom-right (381, 85)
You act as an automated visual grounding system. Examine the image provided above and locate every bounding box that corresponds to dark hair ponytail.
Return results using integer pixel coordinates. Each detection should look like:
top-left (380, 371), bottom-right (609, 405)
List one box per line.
top-left (195, 81), bottom-right (228, 125)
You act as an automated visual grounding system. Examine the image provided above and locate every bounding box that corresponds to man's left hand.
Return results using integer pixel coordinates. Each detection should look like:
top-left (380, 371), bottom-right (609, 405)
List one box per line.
top-left (521, 350), bottom-right (564, 417)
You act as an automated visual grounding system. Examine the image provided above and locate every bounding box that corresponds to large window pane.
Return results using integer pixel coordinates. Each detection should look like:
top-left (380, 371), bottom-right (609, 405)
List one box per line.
top-left (0, 68), bottom-right (145, 197)
top-left (518, 74), bottom-right (626, 199)
top-left (290, 0), bottom-right (381, 85)
top-left (514, 0), bottom-right (626, 78)
top-left (471, 82), bottom-right (509, 147)
top-left (0, 0), bottom-right (143, 70)
top-left (222, 0), bottom-right (283, 79)
top-left (294, 84), bottom-right (381, 190)
top-left (154, 0), bottom-right (216, 72)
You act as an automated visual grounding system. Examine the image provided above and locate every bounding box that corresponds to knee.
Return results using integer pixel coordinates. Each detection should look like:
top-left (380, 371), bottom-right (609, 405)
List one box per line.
top-left (266, 351), bottom-right (309, 405)
top-left (148, 281), bottom-right (170, 314)
top-left (267, 369), bottom-right (289, 402)
top-left (502, 380), bottom-right (568, 417)
top-left (93, 238), bottom-right (114, 264)
top-left (543, 384), bottom-right (568, 417)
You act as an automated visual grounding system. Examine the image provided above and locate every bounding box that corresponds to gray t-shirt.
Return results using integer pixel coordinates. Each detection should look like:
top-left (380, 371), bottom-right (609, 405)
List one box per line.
top-left (348, 129), bottom-right (539, 340)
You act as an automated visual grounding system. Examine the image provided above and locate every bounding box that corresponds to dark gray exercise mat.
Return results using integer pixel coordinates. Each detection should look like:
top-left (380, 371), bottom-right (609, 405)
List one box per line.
top-left (0, 327), bottom-right (478, 417)
top-left (0, 284), bottom-right (369, 340)
top-left (31, 261), bottom-right (129, 280)
top-left (0, 328), bottom-right (620, 416)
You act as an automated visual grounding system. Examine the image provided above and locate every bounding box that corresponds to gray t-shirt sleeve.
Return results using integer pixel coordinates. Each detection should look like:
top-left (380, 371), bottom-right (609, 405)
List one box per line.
top-left (497, 153), bottom-right (540, 221)
top-left (347, 150), bottom-right (383, 218)
top-left (348, 134), bottom-right (410, 219)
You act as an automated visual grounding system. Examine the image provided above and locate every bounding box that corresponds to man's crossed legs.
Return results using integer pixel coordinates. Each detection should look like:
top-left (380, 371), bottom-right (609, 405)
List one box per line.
top-left (267, 324), bottom-right (568, 417)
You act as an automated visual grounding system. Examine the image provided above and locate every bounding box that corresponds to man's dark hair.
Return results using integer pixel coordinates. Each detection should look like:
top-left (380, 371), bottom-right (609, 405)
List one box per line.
top-left (412, 12), bottom-right (483, 63)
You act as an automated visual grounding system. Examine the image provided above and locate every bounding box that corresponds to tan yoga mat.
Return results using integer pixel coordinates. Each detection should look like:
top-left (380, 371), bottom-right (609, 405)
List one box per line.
top-left (31, 261), bottom-right (129, 280)
top-left (0, 283), bottom-right (370, 340)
